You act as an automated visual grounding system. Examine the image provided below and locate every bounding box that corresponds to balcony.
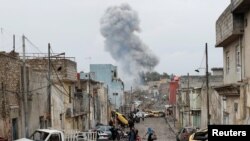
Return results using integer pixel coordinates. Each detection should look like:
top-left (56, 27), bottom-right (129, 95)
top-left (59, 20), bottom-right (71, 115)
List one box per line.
top-left (214, 84), bottom-right (240, 97)
top-left (231, 0), bottom-right (250, 13)
top-left (216, 4), bottom-right (244, 47)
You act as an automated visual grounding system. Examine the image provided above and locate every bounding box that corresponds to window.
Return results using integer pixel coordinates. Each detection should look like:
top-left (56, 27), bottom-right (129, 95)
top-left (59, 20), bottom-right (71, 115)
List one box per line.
top-left (226, 51), bottom-right (230, 74)
top-left (223, 112), bottom-right (229, 124)
top-left (48, 134), bottom-right (60, 141)
top-left (39, 116), bottom-right (44, 129)
top-left (30, 131), bottom-right (49, 140)
top-left (236, 46), bottom-right (241, 72)
top-left (234, 103), bottom-right (238, 112)
top-left (69, 86), bottom-right (72, 103)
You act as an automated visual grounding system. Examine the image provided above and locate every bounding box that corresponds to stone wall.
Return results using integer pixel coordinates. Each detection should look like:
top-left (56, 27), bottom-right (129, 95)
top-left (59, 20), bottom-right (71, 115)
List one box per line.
top-left (0, 52), bottom-right (22, 140)
top-left (26, 58), bottom-right (77, 82)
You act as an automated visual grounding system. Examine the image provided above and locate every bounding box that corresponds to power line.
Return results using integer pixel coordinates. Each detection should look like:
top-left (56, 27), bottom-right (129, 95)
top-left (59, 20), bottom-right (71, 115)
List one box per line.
top-left (199, 49), bottom-right (206, 69)
top-left (52, 83), bottom-right (69, 97)
top-left (25, 36), bottom-right (43, 53)
top-left (0, 85), bottom-right (48, 94)
top-left (50, 49), bottom-right (70, 95)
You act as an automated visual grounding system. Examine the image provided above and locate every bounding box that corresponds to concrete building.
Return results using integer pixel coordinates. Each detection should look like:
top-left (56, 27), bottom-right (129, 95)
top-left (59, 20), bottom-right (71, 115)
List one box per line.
top-left (78, 73), bottom-right (109, 129)
top-left (177, 68), bottom-right (223, 128)
top-left (89, 64), bottom-right (125, 111)
top-left (26, 54), bottom-right (78, 131)
top-left (215, 0), bottom-right (250, 124)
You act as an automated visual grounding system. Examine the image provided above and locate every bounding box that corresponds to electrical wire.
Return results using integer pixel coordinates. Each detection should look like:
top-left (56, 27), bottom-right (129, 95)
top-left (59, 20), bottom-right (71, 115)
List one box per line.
top-left (50, 48), bottom-right (71, 96)
top-left (199, 50), bottom-right (206, 69)
top-left (0, 85), bottom-right (48, 94)
top-left (25, 36), bottom-right (43, 53)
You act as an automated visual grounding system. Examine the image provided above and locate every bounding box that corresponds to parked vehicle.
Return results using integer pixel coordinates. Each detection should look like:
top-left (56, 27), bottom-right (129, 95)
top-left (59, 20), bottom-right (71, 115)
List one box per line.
top-left (189, 128), bottom-right (208, 141)
top-left (136, 111), bottom-right (149, 118)
top-left (97, 130), bottom-right (109, 141)
top-left (150, 111), bottom-right (165, 117)
top-left (14, 128), bottom-right (97, 141)
top-left (96, 125), bottom-right (112, 139)
top-left (176, 127), bottom-right (196, 141)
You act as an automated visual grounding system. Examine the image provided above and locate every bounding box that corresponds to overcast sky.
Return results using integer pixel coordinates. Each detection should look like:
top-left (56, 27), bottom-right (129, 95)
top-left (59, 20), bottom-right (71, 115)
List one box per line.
top-left (0, 0), bottom-right (230, 77)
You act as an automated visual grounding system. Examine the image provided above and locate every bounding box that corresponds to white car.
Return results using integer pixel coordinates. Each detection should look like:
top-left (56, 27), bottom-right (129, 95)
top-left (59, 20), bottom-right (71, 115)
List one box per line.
top-left (97, 130), bottom-right (109, 141)
top-left (136, 111), bottom-right (149, 118)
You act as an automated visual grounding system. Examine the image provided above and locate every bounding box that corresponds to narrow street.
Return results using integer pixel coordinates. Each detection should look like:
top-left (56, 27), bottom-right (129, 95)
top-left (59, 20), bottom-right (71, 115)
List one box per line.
top-left (134, 117), bottom-right (176, 141)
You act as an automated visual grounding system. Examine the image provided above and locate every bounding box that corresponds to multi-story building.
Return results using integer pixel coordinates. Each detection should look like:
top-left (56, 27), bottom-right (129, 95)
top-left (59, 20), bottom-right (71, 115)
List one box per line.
top-left (26, 54), bottom-right (78, 130)
top-left (215, 0), bottom-right (250, 124)
top-left (89, 64), bottom-right (124, 111)
top-left (177, 68), bottom-right (223, 128)
top-left (78, 72), bottom-right (109, 129)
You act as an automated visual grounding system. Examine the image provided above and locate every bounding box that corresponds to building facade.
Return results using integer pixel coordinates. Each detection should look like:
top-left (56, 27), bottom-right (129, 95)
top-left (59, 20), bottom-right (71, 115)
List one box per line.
top-left (0, 52), bottom-right (23, 140)
top-left (89, 64), bottom-right (124, 111)
top-left (215, 0), bottom-right (250, 124)
top-left (177, 68), bottom-right (223, 128)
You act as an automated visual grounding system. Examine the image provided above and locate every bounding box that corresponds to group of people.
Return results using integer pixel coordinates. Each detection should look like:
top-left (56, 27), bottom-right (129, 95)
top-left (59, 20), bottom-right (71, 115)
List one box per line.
top-left (108, 110), bottom-right (156, 141)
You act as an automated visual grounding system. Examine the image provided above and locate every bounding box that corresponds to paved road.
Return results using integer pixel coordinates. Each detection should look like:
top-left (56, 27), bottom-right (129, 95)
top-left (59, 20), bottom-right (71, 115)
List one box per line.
top-left (134, 117), bottom-right (177, 141)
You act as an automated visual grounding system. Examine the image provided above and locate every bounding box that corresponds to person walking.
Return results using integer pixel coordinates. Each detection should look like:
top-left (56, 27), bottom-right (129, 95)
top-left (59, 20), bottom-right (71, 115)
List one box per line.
top-left (128, 118), bottom-right (135, 130)
top-left (110, 126), bottom-right (118, 141)
top-left (135, 129), bottom-right (141, 141)
top-left (143, 127), bottom-right (156, 141)
top-left (142, 113), bottom-right (145, 121)
top-left (128, 127), bottom-right (136, 141)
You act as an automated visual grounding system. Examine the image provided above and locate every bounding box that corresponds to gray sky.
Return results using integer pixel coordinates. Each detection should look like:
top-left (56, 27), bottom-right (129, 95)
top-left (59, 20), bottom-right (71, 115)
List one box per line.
top-left (0, 0), bottom-right (230, 76)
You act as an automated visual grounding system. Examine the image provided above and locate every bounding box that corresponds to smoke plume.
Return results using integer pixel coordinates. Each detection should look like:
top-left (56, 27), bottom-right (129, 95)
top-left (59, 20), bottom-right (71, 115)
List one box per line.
top-left (100, 3), bottom-right (159, 86)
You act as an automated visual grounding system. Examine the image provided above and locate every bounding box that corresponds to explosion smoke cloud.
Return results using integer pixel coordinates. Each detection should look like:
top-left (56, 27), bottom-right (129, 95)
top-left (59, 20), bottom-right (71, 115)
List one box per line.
top-left (100, 3), bottom-right (159, 85)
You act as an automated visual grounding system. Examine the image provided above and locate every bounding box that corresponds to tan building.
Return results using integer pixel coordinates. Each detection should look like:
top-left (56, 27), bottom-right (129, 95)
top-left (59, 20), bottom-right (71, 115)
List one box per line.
top-left (215, 0), bottom-right (250, 124)
top-left (76, 74), bottom-right (110, 130)
top-left (26, 55), bottom-right (78, 130)
top-left (0, 52), bottom-right (23, 140)
top-left (177, 68), bottom-right (223, 128)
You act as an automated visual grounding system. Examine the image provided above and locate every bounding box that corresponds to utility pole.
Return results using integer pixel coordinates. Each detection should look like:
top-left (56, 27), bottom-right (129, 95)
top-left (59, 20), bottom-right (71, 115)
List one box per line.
top-left (130, 86), bottom-right (132, 103)
top-left (205, 43), bottom-right (210, 126)
top-left (88, 73), bottom-right (91, 129)
top-left (47, 43), bottom-right (51, 127)
top-left (107, 85), bottom-right (109, 120)
top-left (22, 35), bottom-right (28, 137)
top-left (13, 35), bottom-right (15, 52)
top-left (130, 86), bottom-right (133, 112)
top-left (187, 73), bottom-right (191, 126)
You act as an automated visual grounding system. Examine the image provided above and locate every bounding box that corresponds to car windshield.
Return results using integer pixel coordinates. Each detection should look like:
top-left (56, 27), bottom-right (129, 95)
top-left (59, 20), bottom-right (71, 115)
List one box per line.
top-left (29, 131), bottom-right (49, 141)
top-left (186, 128), bottom-right (195, 133)
top-left (98, 126), bottom-right (111, 131)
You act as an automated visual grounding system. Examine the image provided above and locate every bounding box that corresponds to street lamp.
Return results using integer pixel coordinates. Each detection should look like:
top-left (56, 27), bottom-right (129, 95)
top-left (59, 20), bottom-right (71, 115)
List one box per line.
top-left (195, 43), bottom-right (210, 126)
top-left (195, 68), bottom-right (205, 73)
